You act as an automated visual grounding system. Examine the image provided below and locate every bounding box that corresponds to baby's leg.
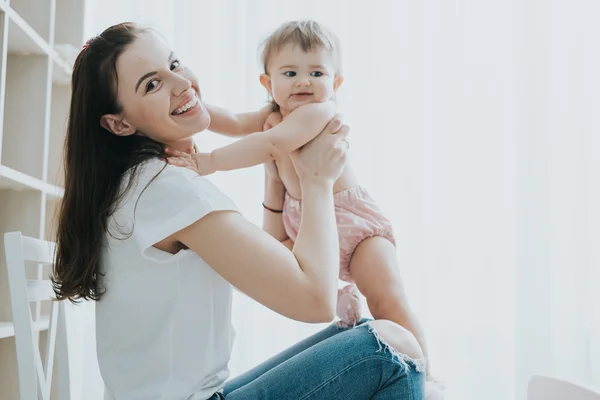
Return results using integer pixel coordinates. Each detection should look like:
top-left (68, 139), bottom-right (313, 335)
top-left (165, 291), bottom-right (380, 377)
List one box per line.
top-left (282, 238), bottom-right (294, 251)
top-left (350, 236), bottom-right (431, 376)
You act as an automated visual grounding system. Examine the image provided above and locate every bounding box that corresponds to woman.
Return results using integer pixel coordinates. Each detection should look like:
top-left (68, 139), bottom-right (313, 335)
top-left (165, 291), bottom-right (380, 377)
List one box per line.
top-left (53, 22), bottom-right (425, 399)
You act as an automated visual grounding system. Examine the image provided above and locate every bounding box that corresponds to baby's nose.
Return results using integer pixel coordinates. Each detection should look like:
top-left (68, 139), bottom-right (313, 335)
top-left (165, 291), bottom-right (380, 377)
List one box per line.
top-left (295, 78), bottom-right (310, 87)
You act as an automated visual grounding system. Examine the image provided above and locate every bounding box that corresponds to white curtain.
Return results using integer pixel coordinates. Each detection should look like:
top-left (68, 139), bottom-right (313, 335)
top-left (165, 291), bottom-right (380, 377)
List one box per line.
top-left (80, 1), bottom-right (600, 399)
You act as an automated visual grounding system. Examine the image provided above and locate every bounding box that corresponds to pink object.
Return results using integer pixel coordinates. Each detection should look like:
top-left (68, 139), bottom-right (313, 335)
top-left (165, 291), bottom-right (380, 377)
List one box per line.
top-left (82, 37), bottom-right (96, 50)
top-left (283, 186), bottom-right (395, 326)
top-left (283, 186), bottom-right (395, 281)
top-left (336, 284), bottom-right (362, 327)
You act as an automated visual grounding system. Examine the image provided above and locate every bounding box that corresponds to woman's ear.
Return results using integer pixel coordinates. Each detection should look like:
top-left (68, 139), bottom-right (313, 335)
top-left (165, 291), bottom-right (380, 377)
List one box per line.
top-left (334, 75), bottom-right (344, 91)
top-left (259, 74), bottom-right (273, 96)
top-left (100, 114), bottom-right (136, 136)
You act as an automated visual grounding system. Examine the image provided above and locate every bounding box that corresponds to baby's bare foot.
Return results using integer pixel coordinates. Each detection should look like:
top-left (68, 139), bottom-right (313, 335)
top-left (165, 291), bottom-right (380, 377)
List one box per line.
top-left (336, 285), bottom-right (362, 327)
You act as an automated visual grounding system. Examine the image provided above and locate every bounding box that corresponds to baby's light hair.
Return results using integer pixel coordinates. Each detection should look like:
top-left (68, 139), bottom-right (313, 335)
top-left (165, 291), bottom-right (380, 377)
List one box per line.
top-left (260, 20), bottom-right (342, 75)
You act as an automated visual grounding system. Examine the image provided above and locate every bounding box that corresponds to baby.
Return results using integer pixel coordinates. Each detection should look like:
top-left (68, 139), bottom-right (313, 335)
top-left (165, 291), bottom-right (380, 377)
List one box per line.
top-left (168, 20), bottom-right (436, 382)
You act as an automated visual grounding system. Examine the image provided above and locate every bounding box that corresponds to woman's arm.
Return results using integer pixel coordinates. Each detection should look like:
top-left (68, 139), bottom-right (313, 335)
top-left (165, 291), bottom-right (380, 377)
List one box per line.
top-left (201, 102), bottom-right (335, 173)
top-left (206, 104), bottom-right (272, 137)
top-left (176, 185), bottom-right (334, 322)
top-left (262, 161), bottom-right (290, 245)
top-left (175, 119), bottom-right (348, 322)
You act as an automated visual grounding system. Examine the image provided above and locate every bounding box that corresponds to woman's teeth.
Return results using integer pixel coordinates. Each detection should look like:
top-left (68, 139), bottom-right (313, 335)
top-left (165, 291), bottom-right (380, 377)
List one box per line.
top-left (173, 96), bottom-right (199, 115)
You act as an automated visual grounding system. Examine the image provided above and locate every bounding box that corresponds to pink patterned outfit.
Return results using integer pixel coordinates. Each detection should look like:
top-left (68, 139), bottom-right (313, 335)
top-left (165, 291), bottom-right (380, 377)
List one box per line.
top-left (282, 186), bottom-right (396, 326)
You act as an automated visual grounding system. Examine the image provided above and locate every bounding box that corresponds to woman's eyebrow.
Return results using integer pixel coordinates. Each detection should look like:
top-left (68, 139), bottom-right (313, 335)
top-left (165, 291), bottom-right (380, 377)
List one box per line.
top-left (135, 51), bottom-right (175, 92)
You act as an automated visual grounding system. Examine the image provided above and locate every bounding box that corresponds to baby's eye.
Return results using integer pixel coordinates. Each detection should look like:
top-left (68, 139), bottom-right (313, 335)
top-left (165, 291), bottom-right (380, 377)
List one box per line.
top-left (170, 60), bottom-right (181, 70)
top-left (284, 71), bottom-right (296, 77)
top-left (146, 79), bottom-right (159, 93)
top-left (311, 71), bottom-right (323, 77)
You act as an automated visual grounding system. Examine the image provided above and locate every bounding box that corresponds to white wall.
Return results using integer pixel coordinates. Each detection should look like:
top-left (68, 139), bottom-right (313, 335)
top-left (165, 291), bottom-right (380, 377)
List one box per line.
top-left (70, 1), bottom-right (600, 399)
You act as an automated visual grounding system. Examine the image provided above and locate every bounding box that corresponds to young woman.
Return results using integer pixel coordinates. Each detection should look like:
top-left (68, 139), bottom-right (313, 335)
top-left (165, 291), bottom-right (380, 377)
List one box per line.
top-left (53, 22), bottom-right (425, 400)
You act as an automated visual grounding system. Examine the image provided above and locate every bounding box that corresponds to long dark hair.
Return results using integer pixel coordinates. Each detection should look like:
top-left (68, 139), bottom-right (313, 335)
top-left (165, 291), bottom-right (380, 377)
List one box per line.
top-left (53, 22), bottom-right (166, 302)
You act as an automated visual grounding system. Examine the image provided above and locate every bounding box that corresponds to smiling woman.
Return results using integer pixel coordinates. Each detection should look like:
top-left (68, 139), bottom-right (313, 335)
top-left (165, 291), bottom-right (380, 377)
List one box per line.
top-left (99, 33), bottom-right (210, 152)
top-left (51, 21), bottom-right (425, 399)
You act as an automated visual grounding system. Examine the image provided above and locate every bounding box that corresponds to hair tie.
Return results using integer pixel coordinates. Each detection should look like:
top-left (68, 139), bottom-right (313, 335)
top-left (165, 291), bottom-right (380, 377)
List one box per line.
top-left (82, 37), bottom-right (96, 50)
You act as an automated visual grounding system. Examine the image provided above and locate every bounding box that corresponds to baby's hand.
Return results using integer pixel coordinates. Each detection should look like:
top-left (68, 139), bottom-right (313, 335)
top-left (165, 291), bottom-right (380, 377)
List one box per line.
top-left (263, 112), bottom-right (283, 131)
top-left (166, 148), bottom-right (216, 176)
top-left (192, 153), bottom-right (217, 176)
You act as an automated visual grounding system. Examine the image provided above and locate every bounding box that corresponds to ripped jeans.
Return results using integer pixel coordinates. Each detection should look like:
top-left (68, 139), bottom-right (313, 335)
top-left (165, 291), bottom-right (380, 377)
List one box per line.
top-left (217, 319), bottom-right (425, 400)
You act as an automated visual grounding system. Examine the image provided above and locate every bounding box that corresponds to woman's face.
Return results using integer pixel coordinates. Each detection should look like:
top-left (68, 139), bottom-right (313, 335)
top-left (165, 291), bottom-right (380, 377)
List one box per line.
top-left (110, 32), bottom-right (210, 148)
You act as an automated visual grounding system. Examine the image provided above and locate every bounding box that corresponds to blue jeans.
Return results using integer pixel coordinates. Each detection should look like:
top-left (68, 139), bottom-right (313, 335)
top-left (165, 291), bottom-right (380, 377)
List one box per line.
top-left (217, 319), bottom-right (425, 399)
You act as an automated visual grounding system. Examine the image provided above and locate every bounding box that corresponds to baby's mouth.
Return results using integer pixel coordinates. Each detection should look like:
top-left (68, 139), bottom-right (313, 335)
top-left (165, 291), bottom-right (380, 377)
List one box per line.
top-left (291, 92), bottom-right (313, 97)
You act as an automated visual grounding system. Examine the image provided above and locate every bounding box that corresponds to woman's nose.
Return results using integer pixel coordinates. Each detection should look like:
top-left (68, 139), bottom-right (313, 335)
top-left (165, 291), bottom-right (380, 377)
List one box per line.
top-left (172, 74), bottom-right (192, 96)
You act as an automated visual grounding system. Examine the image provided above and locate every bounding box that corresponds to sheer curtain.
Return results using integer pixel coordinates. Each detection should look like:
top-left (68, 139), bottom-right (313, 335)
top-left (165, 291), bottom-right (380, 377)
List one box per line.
top-left (79, 1), bottom-right (600, 399)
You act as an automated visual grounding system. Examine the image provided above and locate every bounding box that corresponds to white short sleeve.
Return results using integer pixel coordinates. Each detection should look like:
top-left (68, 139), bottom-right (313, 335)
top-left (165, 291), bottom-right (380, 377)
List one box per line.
top-left (127, 160), bottom-right (237, 261)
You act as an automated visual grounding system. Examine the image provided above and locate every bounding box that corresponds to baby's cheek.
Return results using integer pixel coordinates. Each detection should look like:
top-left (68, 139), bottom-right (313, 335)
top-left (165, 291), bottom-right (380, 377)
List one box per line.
top-left (273, 86), bottom-right (290, 102)
top-left (316, 84), bottom-right (335, 102)
top-left (315, 91), bottom-right (333, 103)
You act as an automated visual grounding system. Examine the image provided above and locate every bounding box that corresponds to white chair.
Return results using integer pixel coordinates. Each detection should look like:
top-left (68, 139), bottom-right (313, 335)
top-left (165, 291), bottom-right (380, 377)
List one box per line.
top-left (528, 375), bottom-right (600, 400)
top-left (4, 231), bottom-right (70, 400)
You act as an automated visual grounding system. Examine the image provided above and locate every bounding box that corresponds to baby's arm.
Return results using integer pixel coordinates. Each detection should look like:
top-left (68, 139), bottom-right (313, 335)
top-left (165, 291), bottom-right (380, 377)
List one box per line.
top-left (263, 111), bottom-right (283, 130)
top-left (205, 102), bottom-right (335, 173)
top-left (206, 104), bottom-right (272, 137)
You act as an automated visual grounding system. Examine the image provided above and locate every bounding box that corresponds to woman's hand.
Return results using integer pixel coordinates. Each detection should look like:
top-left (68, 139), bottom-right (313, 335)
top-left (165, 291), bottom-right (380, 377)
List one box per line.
top-left (290, 115), bottom-right (349, 185)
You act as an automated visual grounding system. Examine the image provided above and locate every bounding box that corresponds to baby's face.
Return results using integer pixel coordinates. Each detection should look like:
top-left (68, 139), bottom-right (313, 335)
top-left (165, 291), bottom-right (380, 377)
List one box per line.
top-left (262, 44), bottom-right (340, 113)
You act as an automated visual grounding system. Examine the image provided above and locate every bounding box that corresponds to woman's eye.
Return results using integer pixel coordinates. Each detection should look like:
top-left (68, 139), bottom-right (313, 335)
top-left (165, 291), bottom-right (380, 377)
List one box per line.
top-left (311, 71), bottom-right (323, 77)
top-left (171, 60), bottom-right (181, 70)
top-left (146, 79), bottom-right (159, 92)
top-left (284, 71), bottom-right (296, 77)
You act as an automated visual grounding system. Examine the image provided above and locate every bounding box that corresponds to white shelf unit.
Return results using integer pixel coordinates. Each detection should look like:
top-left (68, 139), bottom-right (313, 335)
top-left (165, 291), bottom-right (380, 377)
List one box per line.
top-left (0, 0), bottom-right (84, 396)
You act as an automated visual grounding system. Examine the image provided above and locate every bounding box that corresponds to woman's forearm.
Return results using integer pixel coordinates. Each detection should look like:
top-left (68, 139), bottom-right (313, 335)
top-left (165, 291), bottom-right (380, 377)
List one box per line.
top-left (292, 178), bottom-right (339, 311)
top-left (263, 176), bottom-right (287, 241)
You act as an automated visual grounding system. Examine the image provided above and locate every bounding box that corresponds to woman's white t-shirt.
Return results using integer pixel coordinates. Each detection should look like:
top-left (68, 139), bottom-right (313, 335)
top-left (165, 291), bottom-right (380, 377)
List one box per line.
top-left (96, 159), bottom-right (237, 400)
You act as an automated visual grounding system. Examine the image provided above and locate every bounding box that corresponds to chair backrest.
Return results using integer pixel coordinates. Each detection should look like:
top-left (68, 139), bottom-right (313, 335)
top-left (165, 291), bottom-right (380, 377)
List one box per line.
top-left (4, 231), bottom-right (70, 400)
top-left (528, 375), bottom-right (600, 400)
